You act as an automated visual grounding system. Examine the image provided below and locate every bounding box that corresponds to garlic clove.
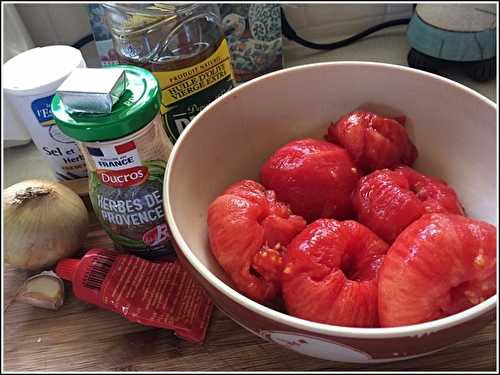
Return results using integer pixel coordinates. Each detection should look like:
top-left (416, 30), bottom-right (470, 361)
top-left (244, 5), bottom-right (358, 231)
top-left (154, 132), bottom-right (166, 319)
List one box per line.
top-left (15, 271), bottom-right (65, 310)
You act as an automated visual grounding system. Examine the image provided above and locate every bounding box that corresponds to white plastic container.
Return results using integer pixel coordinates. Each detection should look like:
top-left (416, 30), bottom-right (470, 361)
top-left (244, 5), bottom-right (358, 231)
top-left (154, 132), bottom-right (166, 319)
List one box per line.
top-left (4, 45), bottom-right (88, 180)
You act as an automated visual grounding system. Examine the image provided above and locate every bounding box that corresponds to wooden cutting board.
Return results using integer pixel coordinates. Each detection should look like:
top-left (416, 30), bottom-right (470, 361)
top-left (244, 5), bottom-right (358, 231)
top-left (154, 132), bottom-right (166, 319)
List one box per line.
top-left (3, 180), bottom-right (496, 372)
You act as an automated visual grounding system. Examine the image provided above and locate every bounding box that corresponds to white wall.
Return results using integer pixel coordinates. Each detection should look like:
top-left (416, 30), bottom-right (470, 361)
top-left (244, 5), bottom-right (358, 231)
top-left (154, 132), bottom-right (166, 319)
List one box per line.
top-left (283, 4), bottom-right (413, 37)
top-left (15, 3), bottom-right (101, 67)
top-left (14, 3), bottom-right (414, 64)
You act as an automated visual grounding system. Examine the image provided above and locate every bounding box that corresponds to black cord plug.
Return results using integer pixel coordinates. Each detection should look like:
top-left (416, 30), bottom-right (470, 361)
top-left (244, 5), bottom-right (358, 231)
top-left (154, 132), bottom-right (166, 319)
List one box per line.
top-left (72, 34), bottom-right (95, 50)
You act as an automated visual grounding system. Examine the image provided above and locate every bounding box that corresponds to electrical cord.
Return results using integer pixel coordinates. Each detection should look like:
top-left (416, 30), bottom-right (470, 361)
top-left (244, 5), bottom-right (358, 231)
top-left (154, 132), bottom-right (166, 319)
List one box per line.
top-left (72, 33), bottom-right (95, 49)
top-left (281, 9), bottom-right (411, 51)
top-left (72, 12), bottom-right (411, 52)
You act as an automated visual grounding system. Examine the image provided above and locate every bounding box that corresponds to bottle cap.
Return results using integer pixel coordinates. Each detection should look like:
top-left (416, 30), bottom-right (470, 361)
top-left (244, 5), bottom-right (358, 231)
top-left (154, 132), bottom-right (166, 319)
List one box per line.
top-left (55, 68), bottom-right (128, 114)
top-left (3, 45), bottom-right (86, 96)
top-left (52, 65), bottom-right (160, 142)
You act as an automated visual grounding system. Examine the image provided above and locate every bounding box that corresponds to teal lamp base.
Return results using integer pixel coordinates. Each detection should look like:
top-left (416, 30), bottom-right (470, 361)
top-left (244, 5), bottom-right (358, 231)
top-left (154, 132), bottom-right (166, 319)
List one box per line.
top-left (406, 12), bottom-right (496, 82)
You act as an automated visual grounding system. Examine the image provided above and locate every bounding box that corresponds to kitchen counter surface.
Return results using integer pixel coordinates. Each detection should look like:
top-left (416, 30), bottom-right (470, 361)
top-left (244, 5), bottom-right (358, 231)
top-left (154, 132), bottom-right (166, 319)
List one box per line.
top-left (283, 26), bottom-right (496, 102)
top-left (3, 27), bottom-right (497, 372)
top-left (4, 205), bottom-right (497, 372)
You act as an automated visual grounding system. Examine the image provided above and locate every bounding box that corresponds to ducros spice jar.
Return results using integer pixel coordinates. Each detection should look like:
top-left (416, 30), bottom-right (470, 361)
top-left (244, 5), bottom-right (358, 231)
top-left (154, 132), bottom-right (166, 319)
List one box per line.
top-left (103, 3), bottom-right (236, 144)
top-left (52, 66), bottom-right (173, 259)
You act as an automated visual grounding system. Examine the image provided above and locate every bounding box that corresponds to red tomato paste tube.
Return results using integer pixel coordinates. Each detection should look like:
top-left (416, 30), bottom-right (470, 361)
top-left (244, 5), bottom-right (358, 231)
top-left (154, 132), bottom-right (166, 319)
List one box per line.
top-left (55, 248), bottom-right (213, 342)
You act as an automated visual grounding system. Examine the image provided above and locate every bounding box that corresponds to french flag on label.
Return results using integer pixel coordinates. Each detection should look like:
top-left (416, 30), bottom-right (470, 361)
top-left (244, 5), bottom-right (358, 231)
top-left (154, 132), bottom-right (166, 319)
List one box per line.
top-left (87, 140), bottom-right (142, 171)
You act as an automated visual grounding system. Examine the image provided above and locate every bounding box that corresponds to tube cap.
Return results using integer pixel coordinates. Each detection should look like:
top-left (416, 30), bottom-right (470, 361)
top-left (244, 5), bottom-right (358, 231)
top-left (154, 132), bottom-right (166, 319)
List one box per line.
top-left (55, 258), bottom-right (81, 282)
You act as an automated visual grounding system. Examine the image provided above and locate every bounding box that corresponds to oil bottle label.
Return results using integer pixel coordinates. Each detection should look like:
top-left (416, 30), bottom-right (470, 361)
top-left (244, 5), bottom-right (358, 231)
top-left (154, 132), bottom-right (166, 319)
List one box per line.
top-left (154, 39), bottom-right (235, 144)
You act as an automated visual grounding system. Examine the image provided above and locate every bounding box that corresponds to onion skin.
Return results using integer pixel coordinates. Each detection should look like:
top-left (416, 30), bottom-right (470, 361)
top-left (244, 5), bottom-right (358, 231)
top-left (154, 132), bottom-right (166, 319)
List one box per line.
top-left (4, 180), bottom-right (89, 271)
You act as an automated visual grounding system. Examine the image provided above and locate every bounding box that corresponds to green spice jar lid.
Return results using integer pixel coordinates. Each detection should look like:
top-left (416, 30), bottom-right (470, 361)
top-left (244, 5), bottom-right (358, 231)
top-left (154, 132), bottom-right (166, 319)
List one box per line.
top-left (52, 65), bottom-right (160, 142)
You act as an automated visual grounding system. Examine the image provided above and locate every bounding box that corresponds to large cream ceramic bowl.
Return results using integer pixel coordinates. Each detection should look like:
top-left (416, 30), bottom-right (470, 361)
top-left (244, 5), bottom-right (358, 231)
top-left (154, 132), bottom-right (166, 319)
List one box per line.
top-left (165, 62), bottom-right (497, 363)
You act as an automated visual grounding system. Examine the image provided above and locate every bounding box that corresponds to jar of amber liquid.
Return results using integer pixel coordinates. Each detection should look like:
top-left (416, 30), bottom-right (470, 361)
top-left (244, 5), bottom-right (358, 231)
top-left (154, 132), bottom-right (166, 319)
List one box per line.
top-left (103, 3), bottom-right (236, 144)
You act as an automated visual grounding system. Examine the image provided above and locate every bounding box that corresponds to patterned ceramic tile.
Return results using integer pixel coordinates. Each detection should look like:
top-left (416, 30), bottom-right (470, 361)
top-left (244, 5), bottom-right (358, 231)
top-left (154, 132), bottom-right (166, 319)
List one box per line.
top-left (221, 4), bottom-right (283, 82)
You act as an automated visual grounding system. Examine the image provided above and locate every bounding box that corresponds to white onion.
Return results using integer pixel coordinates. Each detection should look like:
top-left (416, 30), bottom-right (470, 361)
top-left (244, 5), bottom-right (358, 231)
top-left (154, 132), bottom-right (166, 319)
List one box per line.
top-left (4, 180), bottom-right (89, 271)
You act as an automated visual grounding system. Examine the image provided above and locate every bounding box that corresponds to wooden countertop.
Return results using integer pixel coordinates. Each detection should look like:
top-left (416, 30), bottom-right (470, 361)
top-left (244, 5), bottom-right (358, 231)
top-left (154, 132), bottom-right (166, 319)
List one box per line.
top-left (3, 190), bottom-right (496, 372)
